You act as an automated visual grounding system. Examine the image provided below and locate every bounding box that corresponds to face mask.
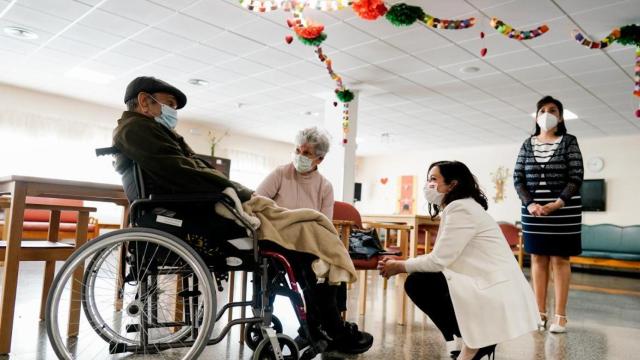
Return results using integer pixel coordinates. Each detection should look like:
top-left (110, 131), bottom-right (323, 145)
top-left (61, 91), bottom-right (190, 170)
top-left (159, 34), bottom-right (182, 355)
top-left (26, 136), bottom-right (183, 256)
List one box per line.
top-left (150, 96), bottom-right (178, 129)
top-left (424, 185), bottom-right (446, 206)
top-left (293, 154), bottom-right (314, 173)
top-left (537, 112), bottom-right (558, 131)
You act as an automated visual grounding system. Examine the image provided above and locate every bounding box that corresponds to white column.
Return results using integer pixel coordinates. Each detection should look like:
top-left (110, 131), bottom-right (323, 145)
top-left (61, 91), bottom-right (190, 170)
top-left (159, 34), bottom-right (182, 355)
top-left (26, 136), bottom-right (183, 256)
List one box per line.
top-left (322, 91), bottom-right (358, 203)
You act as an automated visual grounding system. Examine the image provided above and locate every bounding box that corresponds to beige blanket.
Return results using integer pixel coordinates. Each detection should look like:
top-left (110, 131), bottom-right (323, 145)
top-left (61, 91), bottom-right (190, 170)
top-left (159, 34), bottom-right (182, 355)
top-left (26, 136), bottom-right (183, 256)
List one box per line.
top-left (242, 196), bottom-right (357, 284)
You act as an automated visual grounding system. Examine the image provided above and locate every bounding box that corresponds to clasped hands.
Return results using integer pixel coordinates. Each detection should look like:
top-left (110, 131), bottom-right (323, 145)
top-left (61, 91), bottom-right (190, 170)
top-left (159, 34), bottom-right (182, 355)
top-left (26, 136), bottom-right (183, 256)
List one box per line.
top-left (377, 257), bottom-right (406, 279)
top-left (527, 199), bottom-right (564, 217)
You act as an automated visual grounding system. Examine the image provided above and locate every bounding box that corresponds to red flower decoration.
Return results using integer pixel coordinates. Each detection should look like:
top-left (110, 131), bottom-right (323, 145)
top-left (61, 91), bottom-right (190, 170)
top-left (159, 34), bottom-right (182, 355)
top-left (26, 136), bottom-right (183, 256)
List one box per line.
top-left (293, 20), bottom-right (324, 39)
top-left (352, 0), bottom-right (387, 21)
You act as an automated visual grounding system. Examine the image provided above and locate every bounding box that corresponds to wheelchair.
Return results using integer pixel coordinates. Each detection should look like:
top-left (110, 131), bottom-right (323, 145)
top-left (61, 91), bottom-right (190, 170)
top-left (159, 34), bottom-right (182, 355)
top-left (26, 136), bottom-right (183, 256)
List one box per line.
top-left (44, 147), bottom-right (327, 359)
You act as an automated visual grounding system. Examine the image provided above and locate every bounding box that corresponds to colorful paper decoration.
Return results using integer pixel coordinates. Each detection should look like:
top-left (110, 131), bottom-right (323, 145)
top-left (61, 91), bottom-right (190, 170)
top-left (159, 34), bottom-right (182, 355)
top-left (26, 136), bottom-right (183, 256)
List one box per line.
top-left (572, 28), bottom-right (620, 49)
top-left (571, 24), bottom-right (640, 117)
top-left (342, 102), bottom-right (350, 144)
top-left (352, 0), bottom-right (387, 21)
top-left (239, 0), bottom-right (281, 12)
top-left (309, 0), bottom-right (351, 11)
top-left (490, 17), bottom-right (549, 40)
top-left (385, 3), bottom-right (475, 30)
top-left (423, 14), bottom-right (475, 30)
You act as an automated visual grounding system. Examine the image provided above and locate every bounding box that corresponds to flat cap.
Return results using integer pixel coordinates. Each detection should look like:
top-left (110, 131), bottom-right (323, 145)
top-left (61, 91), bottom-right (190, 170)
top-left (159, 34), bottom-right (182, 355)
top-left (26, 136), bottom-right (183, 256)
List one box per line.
top-left (124, 76), bottom-right (187, 109)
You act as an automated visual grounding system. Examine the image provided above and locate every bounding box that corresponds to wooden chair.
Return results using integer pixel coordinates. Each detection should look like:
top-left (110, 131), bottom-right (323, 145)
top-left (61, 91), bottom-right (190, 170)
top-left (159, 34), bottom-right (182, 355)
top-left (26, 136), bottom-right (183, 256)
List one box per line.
top-left (333, 201), bottom-right (413, 325)
top-left (0, 196), bottom-right (96, 326)
top-left (498, 222), bottom-right (524, 268)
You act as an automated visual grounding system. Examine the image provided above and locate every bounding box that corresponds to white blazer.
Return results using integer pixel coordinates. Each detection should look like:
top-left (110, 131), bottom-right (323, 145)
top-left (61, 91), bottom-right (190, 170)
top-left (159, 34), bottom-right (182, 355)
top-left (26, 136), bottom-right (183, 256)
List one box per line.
top-left (405, 198), bottom-right (539, 348)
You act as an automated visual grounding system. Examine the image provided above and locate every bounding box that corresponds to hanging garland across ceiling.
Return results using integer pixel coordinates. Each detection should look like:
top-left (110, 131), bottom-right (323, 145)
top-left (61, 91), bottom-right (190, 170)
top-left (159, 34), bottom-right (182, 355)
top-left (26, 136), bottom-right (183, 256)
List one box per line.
top-left (238, 0), bottom-right (556, 143)
top-left (571, 24), bottom-right (640, 117)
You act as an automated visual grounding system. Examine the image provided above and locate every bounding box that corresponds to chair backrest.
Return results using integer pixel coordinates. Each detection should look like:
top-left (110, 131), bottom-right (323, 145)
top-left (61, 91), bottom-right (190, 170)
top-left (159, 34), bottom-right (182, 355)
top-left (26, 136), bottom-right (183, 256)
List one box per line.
top-left (498, 221), bottom-right (520, 247)
top-left (24, 197), bottom-right (83, 223)
top-left (333, 201), bottom-right (362, 228)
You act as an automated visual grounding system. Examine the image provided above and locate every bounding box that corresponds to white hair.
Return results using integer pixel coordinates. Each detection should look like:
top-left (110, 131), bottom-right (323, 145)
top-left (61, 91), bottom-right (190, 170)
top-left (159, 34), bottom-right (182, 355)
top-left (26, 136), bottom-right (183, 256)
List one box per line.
top-left (295, 126), bottom-right (331, 158)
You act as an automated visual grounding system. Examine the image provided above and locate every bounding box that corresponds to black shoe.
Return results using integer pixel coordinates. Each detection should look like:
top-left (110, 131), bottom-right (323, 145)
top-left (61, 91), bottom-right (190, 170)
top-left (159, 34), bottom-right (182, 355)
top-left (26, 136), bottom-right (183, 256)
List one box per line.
top-left (328, 322), bottom-right (374, 354)
top-left (470, 344), bottom-right (496, 360)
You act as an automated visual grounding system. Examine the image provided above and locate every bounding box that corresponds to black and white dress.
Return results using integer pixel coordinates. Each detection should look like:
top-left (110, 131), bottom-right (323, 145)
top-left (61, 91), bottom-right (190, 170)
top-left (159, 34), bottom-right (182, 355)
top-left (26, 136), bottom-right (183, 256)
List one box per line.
top-left (513, 134), bottom-right (584, 256)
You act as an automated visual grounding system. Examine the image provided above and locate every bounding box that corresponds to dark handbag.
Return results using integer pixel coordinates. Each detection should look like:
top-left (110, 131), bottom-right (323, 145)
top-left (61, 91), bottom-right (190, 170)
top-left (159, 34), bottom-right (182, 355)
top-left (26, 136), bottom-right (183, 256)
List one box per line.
top-left (348, 228), bottom-right (385, 259)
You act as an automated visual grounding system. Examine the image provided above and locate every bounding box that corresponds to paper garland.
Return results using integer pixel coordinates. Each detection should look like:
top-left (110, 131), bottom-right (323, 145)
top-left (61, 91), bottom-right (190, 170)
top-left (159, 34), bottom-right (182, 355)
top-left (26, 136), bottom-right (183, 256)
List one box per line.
top-left (490, 17), bottom-right (549, 40)
top-left (384, 3), bottom-right (475, 30)
top-left (309, 0), bottom-right (351, 11)
top-left (572, 28), bottom-right (620, 49)
top-left (239, 0), bottom-right (281, 12)
top-left (351, 0), bottom-right (387, 21)
top-left (572, 25), bottom-right (640, 117)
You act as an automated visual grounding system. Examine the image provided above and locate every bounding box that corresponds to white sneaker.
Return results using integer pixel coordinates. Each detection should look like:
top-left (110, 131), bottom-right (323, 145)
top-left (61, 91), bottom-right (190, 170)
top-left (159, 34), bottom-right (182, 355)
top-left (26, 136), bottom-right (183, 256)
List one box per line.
top-left (549, 314), bottom-right (567, 333)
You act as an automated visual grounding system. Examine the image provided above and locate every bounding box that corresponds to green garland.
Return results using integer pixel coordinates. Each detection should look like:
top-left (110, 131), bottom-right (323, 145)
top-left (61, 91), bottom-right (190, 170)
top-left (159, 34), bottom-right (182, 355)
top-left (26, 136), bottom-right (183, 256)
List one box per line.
top-left (385, 3), bottom-right (425, 27)
top-left (616, 24), bottom-right (640, 47)
top-left (297, 33), bottom-right (327, 46)
top-left (336, 89), bottom-right (354, 103)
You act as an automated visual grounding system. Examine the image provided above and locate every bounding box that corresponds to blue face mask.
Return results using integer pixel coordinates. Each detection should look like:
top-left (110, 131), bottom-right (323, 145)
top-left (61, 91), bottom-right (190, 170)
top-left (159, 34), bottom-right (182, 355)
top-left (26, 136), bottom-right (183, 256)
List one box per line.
top-left (150, 96), bottom-right (178, 129)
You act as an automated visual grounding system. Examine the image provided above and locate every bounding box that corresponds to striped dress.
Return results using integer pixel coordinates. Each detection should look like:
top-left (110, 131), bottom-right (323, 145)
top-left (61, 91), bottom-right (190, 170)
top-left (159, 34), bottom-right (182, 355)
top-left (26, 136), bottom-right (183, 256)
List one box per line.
top-left (513, 134), bottom-right (584, 256)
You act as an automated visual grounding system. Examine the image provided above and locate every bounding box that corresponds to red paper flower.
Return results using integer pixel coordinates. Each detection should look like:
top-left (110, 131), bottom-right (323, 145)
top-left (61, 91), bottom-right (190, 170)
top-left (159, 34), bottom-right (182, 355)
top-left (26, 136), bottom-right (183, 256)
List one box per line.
top-left (352, 0), bottom-right (387, 21)
top-left (293, 20), bottom-right (325, 39)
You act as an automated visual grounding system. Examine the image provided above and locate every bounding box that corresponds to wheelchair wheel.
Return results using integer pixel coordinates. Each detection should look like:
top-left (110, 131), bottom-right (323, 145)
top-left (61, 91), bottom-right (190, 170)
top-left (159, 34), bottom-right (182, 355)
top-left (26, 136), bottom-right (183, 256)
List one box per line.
top-left (46, 228), bottom-right (216, 360)
top-left (244, 315), bottom-right (283, 350)
top-left (252, 334), bottom-right (299, 360)
top-left (81, 245), bottom-right (195, 346)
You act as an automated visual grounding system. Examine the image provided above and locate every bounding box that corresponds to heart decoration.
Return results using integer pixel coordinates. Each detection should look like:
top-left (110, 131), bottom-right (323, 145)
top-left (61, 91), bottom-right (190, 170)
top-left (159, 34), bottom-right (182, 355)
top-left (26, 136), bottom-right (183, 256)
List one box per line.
top-left (380, 177), bottom-right (388, 185)
top-left (285, 35), bottom-right (293, 44)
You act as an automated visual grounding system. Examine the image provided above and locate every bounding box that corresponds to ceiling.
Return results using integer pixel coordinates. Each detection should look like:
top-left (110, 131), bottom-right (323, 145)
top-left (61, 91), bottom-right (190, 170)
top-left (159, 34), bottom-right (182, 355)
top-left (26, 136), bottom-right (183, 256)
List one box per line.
top-left (0, 0), bottom-right (639, 155)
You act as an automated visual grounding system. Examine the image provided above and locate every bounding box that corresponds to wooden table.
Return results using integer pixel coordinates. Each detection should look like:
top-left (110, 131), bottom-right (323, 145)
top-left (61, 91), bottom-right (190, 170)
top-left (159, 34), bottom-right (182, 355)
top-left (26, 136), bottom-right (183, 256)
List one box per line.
top-left (0, 175), bottom-right (128, 355)
top-left (361, 214), bottom-right (440, 258)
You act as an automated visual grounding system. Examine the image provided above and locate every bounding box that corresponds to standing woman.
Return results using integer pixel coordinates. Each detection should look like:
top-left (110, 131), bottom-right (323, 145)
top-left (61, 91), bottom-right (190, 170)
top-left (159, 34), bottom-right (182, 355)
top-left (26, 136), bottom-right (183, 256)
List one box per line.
top-left (513, 95), bottom-right (584, 333)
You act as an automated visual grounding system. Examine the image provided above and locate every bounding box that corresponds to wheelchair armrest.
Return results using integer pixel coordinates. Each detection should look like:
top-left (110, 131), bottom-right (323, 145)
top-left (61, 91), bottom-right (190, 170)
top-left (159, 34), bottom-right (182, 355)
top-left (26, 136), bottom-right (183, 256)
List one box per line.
top-left (95, 146), bottom-right (120, 157)
top-left (149, 193), bottom-right (231, 204)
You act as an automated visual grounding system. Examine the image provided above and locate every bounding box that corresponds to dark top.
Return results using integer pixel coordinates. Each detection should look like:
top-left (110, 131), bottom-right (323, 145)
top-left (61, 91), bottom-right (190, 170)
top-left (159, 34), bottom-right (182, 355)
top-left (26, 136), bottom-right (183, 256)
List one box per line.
top-left (112, 111), bottom-right (253, 201)
top-left (513, 134), bottom-right (584, 206)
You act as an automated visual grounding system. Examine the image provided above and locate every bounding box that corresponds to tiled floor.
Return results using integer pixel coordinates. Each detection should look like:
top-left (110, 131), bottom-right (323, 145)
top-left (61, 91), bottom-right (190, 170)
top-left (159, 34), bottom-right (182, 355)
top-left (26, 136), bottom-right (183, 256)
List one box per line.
top-left (1, 262), bottom-right (639, 359)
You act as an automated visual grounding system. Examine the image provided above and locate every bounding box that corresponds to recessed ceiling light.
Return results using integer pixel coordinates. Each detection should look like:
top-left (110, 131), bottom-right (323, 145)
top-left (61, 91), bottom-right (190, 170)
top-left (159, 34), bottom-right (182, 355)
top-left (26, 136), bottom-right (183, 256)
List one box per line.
top-left (302, 111), bottom-right (320, 117)
top-left (460, 66), bottom-right (480, 73)
top-left (65, 67), bottom-right (114, 84)
top-left (530, 109), bottom-right (578, 120)
top-left (3, 26), bottom-right (38, 40)
top-left (188, 78), bottom-right (209, 86)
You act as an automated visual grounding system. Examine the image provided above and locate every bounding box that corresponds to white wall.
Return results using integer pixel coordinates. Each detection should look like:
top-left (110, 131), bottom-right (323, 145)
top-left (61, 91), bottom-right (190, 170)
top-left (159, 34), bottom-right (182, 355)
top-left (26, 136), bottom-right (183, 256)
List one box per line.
top-left (0, 83), bottom-right (293, 222)
top-left (355, 135), bottom-right (640, 226)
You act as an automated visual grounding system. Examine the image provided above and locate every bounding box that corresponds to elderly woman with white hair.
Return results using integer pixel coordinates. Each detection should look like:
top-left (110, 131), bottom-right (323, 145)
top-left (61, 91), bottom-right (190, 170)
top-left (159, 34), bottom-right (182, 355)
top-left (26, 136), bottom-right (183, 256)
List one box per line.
top-left (256, 126), bottom-right (334, 219)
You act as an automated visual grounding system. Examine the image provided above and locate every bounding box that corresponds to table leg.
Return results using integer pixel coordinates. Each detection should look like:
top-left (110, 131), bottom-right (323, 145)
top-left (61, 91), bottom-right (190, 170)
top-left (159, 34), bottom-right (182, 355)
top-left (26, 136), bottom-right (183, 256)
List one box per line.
top-left (0, 183), bottom-right (26, 354)
top-left (67, 211), bottom-right (89, 337)
top-left (40, 210), bottom-right (60, 320)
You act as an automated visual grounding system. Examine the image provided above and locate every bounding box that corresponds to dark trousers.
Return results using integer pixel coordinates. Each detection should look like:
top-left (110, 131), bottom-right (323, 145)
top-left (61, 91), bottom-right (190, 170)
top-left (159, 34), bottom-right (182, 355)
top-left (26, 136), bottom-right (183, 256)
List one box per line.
top-left (262, 242), bottom-right (346, 337)
top-left (404, 272), bottom-right (461, 341)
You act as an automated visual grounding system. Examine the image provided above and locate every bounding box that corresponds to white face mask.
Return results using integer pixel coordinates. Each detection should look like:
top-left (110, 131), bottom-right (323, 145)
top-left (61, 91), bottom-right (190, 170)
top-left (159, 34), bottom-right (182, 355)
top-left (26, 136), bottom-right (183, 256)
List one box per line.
top-left (293, 154), bottom-right (314, 173)
top-left (537, 112), bottom-right (558, 131)
top-left (149, 95), bottom-right (178, 129)
top-left (424, 184), bottom-right (446, 206)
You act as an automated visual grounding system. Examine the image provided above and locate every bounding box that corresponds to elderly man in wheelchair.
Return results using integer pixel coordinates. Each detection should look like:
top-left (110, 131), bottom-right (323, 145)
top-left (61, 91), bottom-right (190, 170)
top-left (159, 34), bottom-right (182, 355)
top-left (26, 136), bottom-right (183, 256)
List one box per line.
top-left (44, 77), bottom-right (373, 360)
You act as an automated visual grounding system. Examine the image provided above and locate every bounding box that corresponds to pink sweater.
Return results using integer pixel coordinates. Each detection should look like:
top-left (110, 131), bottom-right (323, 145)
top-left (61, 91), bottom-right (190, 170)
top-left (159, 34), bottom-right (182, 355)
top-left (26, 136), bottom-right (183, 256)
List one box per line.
top-left (256, 163), bottom-right (334, 220)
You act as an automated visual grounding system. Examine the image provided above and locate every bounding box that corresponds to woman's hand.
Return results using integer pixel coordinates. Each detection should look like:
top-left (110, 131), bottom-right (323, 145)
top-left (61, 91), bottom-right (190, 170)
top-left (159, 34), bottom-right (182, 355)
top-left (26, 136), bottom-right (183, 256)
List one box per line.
top-left (378, 258), bottom-right (407, 279)
top-left (527, 203), bottom-right (546, 216)
top-left (542, 199), bottom-right (564, 214)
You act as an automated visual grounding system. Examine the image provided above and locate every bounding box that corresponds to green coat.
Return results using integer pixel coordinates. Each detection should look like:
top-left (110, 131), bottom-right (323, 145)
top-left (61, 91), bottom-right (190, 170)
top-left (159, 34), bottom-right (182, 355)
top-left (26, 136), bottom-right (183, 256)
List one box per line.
top-left (113, 111), bottom-right (253, 202)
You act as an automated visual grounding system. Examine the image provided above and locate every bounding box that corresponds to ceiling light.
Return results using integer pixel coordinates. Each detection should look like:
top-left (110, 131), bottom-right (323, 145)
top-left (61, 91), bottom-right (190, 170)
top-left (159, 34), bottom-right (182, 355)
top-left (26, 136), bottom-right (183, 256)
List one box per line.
top-left (3, 26), bottom-right (38, 40)
top-left (530, 109), bottom-right (578, 120)
top-left (460, 66), bottom-right (480, 73)
top-left (65, 67), bottom-right (114, 84)
top-left (303, 111), bottom-right (320, 117)
top-left (188, 78), bottom-right (209, 86)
